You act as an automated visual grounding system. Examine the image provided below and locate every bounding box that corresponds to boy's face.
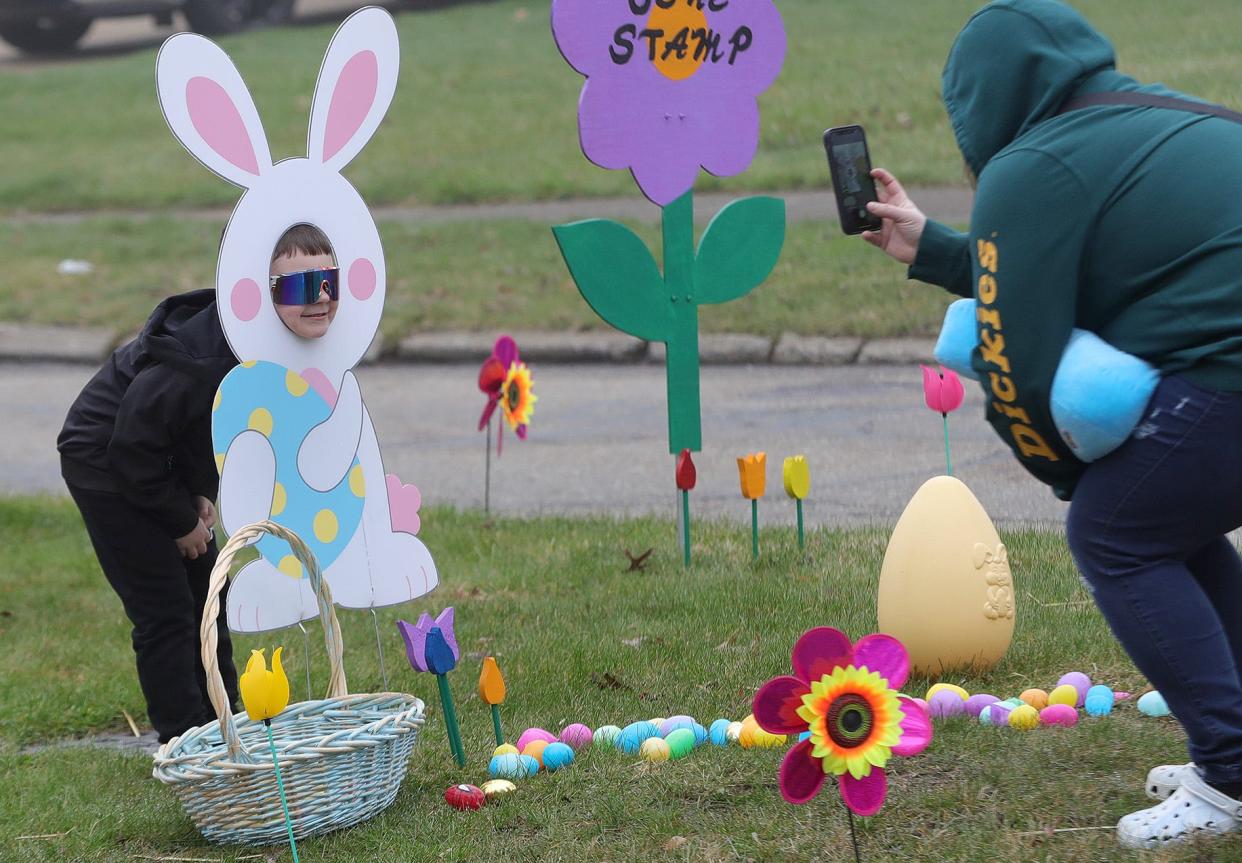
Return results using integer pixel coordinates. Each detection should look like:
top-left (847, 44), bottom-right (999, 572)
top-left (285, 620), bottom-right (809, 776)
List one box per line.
top-left (270, 250), bottom-right (338, 339)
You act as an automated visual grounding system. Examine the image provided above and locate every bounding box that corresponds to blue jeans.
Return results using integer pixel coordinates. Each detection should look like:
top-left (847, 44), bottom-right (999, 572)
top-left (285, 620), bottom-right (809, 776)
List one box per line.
top-left (1068, 375), bottom-right (1242, 784)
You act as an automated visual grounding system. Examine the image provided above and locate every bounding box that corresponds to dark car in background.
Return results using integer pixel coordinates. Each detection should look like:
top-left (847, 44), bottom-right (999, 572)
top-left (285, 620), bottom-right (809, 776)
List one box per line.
top-left (0, 0), bottom-right (295, 53)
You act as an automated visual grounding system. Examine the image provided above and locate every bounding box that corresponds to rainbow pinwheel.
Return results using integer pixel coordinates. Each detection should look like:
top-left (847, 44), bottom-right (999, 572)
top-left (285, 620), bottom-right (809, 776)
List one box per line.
top-left (753, 627), bottom-right (931, 817)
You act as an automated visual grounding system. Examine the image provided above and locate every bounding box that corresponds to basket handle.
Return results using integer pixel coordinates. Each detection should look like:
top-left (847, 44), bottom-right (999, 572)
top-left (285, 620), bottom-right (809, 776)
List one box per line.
top-left (200, 520), bottom-right (348, 762)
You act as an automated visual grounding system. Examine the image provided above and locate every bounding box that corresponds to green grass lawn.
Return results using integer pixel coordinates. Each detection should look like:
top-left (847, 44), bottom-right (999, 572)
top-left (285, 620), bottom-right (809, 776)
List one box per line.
top-left (1, 0), bottom-right (1240, 212)
top-left (0, 495), bottom-right (1231, 861)
top-left (0, 215), bottom-right (953, 339)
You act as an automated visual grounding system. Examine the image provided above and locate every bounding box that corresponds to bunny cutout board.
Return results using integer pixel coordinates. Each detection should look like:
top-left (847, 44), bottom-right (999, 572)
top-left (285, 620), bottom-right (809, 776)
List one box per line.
top-left (157, 7), bottom-right (438, 634)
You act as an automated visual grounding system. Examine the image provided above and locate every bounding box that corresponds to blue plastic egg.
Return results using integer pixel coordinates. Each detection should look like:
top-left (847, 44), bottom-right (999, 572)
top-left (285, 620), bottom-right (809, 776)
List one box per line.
top-left (542, 742), bottom-right (575, 771)
top-left (616, 720), bottom-right (659, 753)
top-left (708, 719), bottom-right (732, 746)
top-left (489, 753), bottom-right (527, 780)
top-left (1084, 684), bottom-right (1114, 717)
top-left (519, 754), bottom-right (539, 776)
top-left (1138, 691), bottom-right (1171, 717)
top-left (593, 725), bottom-right (622, 748)
top-left (690, 722), bottom-right (708, 746)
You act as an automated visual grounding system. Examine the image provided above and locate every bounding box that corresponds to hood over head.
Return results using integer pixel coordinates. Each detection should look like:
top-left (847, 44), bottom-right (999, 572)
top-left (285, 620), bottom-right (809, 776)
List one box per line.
top-left (943, 0), bottom-right (1115, 175)
top-left (138, 288), bottom-right (237, 382)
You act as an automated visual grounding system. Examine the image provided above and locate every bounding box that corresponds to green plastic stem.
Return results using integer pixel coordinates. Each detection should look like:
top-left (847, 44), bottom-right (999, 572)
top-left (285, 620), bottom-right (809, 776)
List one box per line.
top-left (437, 673), bottom-right (466, 767)
top-left (491, 704), bottom-right (503, 747)
top-left (265, 721), bottom-right (300, 863)
top-left (796, 498), bottom-right (805, 550)
top-left (942, 413), bottom-right (953, 477)
top-left (662, 190), bottom-right (703, 454)
top-left (681, 488), bottom-right (691, 568)
top-left (751, 498), bottom-right (759, 560)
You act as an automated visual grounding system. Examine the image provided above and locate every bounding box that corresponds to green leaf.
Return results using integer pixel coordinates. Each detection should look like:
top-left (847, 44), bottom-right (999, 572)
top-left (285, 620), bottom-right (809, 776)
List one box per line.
top-left (694, 196), bottom-right (786, 305)
top-left (552, 219), bottom-right (672, 342)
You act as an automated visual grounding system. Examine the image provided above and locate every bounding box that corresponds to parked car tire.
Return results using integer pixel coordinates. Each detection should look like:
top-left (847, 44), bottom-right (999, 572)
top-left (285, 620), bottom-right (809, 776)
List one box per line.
top-left (183, 0), bottom-right (253, 35)
top-left (0, 17), bottom-right (91, 54)
top-left (251, 0), bottom-right (296, 25)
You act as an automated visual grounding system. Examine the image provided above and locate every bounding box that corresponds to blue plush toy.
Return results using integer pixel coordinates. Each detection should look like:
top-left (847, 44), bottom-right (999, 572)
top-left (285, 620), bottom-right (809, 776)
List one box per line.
top-left (934, 299), bottom-right (1159, 462)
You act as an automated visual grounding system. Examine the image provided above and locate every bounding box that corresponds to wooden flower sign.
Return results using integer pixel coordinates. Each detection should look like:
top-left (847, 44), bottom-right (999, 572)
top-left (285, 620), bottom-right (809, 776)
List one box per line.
top-left (551, 0), bottom-right (787, 453)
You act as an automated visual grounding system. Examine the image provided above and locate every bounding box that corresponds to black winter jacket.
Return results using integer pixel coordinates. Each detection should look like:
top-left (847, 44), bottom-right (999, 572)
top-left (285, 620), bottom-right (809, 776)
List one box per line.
top-left (58, 290), bottom-right (238, 538)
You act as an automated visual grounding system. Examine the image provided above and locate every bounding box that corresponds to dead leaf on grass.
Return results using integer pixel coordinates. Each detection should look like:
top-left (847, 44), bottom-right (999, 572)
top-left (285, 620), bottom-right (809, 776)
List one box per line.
top-left (662, 836), bottom-right (688, 851)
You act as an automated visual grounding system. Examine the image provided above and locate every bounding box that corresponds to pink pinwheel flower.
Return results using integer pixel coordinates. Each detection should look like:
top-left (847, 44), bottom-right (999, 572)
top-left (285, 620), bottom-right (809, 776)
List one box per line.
top-left (921, 364), bottom-right (964, 414)
top-left (753, 627), bottom-right (932, 817)
top-left (397, 607), bottom-right (458, 674)
top-left (551, 0), bottom-right (786, 206)
top-left (478, 335), bottom-right (529, 453)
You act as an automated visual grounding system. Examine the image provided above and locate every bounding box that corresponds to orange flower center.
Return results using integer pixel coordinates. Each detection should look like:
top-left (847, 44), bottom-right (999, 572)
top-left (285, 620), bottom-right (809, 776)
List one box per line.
top-left (647, 4), bottom-right (708, 81)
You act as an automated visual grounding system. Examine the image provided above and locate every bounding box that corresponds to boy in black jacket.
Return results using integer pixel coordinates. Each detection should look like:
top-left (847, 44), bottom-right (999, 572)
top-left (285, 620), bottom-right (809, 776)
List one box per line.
top-left (58, 224), bottom-right (338, 743)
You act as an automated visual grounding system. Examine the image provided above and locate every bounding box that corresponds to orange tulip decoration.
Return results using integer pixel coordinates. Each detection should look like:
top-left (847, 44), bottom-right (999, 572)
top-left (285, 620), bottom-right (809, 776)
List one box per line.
top-left (738, 452), bottom-right (767, 560)
top-left (783, 455), bottom-right (810, 550)
top-left (479, 656), bottom-right (507, 746)
top-left (675, 449), bottom-right (697, 568)
top-left (921, 365), bottom-right (965, 477)
top-left (239, 648), bottom-right (299, 862)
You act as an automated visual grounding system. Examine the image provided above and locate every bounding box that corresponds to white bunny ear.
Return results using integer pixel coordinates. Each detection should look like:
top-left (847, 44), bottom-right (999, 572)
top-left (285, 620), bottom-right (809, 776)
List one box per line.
top-left (307, 6), bottom-right (399, 172)
top-left (156, 32), bottom-right (272, 188)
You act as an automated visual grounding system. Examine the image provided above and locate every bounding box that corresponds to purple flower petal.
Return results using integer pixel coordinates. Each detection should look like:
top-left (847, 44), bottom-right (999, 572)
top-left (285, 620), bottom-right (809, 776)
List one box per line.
top-left (492, 335), bottom-right (519, 369)
top-left (791, 627), bottom-right (853, 684)
top-left (850, 634), bottom-right (910, 690)
top-left (433, 607), bottom-right (458, 662)
top-left (839, 768), bottom-right (887, 817)
top-left (753, 675), bottom-right (811, 735)
top-left (396, 618), bottom-right (428, 673)
top-left (892, 696), bottom-right (933, 757)
top-left (779, 738), bottom-right (826, 804)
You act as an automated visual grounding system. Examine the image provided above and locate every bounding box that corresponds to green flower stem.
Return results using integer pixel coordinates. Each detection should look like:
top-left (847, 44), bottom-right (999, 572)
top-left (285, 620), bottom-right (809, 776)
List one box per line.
top-left (751, 499), bottom-right (759, 560)
top-left (661, 190), bottom-right (703, 454)
top-left (491, 704), bottom-right (504, 747)
top-left (681, 488), bottom-right (691, 568)
top-left (796, 498), bottom-right (805, 551)
top-left (265, 721), bottom-right (300, 863)
top-left (942, 413), bottom-right (953, 477)
top-left (436, 673), bottom-right (465, 767)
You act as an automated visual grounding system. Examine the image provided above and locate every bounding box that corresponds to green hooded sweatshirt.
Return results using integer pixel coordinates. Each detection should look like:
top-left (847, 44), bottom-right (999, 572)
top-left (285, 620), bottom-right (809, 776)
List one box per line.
top-left (910, 0), bottom-right (1242, 499)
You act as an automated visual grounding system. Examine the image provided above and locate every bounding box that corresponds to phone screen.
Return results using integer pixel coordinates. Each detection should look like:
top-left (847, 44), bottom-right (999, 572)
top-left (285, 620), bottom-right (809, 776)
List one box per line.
top-left (825, 126), bottom-right (882, 235)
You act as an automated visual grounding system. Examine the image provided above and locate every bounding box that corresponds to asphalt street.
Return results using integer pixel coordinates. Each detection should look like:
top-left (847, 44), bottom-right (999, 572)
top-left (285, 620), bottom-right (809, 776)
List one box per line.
top-left (4, 361), bottom-right (1068, 529)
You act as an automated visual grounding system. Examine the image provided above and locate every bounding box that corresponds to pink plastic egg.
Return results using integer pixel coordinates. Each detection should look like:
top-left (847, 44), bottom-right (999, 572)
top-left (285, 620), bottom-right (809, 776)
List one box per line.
top-left (1040, 704), bottom-right (1079, 727)
top-left (559, 723), bottom-right (593, 750)
top-left (516, 727), bottom-right (557, 751)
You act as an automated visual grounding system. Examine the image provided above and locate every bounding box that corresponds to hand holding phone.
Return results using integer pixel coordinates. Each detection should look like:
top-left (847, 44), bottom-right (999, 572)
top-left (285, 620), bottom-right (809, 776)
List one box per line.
top-left (824, 124), bottom-right (883, 235)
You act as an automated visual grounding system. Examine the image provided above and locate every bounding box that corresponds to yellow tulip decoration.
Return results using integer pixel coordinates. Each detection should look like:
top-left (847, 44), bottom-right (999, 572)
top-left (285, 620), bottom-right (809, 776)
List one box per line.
top-left (737, 452), bottom-right (767, 560)
top-left (240, 648), bottom-right (299, 863)
top-left (479, 656), bottom-right (507, 747)
top-left (783, 455), bottom-right (811, 550)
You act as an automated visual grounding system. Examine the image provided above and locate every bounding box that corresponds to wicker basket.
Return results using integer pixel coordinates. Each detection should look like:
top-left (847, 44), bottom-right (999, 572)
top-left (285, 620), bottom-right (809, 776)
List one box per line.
top-left (153, 520), bottom-right (425, 845)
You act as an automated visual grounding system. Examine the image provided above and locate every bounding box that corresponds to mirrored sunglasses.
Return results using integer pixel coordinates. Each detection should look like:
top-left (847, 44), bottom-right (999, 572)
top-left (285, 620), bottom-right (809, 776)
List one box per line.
top-left (269, 267), bottom-right (340, 305)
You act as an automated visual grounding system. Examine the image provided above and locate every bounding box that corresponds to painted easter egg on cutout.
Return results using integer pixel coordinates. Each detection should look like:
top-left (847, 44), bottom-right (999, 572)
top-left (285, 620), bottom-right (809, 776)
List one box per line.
top-left (877, 476), bottom-right (1015, 674)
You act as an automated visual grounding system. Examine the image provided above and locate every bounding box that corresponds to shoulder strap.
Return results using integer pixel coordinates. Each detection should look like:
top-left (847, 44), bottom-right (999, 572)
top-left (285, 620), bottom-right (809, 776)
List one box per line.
top-left (1057, 91), bottom-right (1242, 125)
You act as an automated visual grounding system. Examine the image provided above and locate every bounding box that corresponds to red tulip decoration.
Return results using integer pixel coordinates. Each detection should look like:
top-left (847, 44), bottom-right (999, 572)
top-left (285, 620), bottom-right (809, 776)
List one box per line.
top-left (921, 365), bottom-right (964, 477)
top-left (675, 449), bottom-right (696, 568)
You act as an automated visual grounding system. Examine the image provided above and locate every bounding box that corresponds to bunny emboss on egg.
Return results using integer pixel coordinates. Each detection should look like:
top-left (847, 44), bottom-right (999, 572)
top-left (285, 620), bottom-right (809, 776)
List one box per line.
top-left (157, 7), bottom-right (438, 634)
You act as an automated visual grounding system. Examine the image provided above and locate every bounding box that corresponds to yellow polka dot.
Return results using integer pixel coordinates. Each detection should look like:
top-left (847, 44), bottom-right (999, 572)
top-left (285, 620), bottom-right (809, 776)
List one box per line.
top-left (212, 388), bottom-right (222, 412)
top-left (248, 408), bottom-right (273, 436)
top-left (278, 555), bottom-right (303, 579)
top-left (349, 465), bottom-right (366, 497)
top-left (285, 370), bottom-right (309, 397)
top-left (215, 453), bottom-right (225, 473)
top-left (242, 360), bottom-right (257, 368)
top-left (313, 509), bottom-right (339, 544)
top-left (270, 482), bottom-right (287, 516)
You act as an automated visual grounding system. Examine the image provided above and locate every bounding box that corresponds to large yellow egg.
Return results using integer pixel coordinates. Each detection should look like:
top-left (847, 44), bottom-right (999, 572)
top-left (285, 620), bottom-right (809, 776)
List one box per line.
top-left (1048, 684), bottom-right (1079, 707)
top-left (877, 476), bottom-right (1016, 675)
top-left (1008, 704), bottom-right (1040, 730)
top-left (640, 738), bottom-right (671, 762)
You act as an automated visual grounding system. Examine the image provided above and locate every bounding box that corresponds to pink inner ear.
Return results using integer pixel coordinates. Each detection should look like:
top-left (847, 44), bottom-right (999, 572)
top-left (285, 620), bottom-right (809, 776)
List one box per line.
top-left (186, 77), bottom-right (260, 176)
top-left (230, 278), bottom-right (261, 322)
top-left (323, 50), bottom-right (378, 162)
top-left (348, 257), bottom-right (376, 300)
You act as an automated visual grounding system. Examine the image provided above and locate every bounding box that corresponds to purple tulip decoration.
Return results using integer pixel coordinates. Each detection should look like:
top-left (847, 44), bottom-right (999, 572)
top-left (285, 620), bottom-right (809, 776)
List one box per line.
top-left (551, 0), bottom-right (786, 206)
top-left (550, 0), bottom-right (788, 455)
top-left (397, 608), bottom-right (464, 766)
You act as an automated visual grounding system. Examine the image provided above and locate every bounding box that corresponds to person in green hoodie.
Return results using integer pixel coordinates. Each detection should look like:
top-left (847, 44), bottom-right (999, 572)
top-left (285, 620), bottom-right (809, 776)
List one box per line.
top-left (861, 0), bottom-right (1242, 849)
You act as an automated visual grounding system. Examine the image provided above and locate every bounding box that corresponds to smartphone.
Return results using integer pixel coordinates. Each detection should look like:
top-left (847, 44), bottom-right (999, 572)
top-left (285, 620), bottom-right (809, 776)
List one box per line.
top-left (824, 125), bottom-right (882, 235)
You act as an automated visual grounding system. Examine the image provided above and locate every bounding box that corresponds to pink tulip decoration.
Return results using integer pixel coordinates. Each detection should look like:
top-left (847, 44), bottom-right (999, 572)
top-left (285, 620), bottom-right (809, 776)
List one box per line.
top-left (753, 627), bottom-right (932, 857)
top-left (921, 364), bottom-right (965, 477)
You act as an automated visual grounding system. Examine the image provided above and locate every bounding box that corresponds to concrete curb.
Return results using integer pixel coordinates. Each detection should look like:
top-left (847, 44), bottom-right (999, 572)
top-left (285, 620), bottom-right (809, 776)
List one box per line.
top-left (0, 323), bottom-right (937, 368)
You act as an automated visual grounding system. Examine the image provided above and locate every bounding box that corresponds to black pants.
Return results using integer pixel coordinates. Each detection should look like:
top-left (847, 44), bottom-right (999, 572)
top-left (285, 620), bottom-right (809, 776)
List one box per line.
top-left (66, 483), bottom-right (239, 743)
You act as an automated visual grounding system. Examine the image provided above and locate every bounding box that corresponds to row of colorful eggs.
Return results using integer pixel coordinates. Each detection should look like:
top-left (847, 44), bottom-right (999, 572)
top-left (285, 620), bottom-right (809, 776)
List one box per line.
top-left (921, 673), bottom-right (1134, 728)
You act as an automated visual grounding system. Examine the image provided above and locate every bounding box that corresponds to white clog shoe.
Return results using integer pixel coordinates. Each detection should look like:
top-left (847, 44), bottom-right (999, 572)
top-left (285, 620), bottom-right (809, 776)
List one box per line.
top-left (1118, 768), bottom-right (1242, 849)
top-left (1146, 762), bottom-right (1196, 800)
